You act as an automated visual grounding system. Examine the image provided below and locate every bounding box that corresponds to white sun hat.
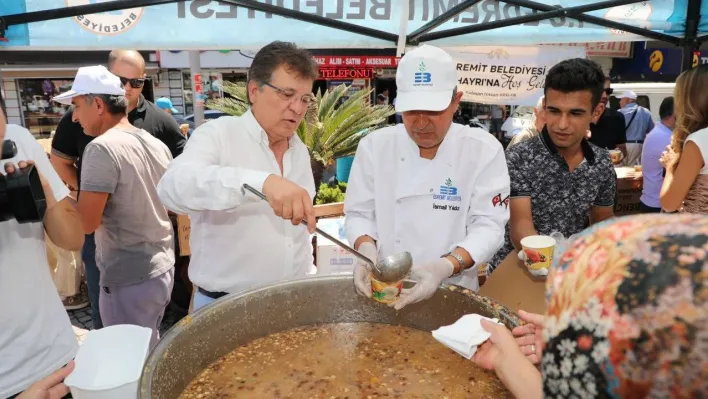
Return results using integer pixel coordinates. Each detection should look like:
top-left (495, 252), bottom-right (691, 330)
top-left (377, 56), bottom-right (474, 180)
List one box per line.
top-left (53, 65), bottom-right (125, 105)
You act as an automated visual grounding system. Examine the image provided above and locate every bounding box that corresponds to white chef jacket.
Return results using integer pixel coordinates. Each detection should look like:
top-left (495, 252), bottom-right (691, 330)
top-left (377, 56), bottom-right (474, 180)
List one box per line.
top-left (344, 123), bottom-right (510, 291)
top-left (157, 110), bottom-right (316, 294)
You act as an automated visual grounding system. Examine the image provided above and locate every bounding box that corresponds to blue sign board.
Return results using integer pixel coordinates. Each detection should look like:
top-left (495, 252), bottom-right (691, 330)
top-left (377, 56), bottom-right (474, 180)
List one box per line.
top-left (613, 45), bottom-right (708, 77)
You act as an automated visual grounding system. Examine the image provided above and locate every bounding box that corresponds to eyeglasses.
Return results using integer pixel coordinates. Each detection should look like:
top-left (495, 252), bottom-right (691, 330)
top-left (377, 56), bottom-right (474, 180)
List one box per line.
top-left (604, 88), bottom-right (614, 95)
top-left (263, 82), bottom-right (316, 107)
top-left (117, 76), bottom-right (146, 89)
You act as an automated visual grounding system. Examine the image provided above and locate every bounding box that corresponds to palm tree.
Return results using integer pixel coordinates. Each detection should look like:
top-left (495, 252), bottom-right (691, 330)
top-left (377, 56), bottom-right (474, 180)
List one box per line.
top-left (205, 81), bottom-right (249, 116)
top-left (207, 81), bottom-right (395, 187)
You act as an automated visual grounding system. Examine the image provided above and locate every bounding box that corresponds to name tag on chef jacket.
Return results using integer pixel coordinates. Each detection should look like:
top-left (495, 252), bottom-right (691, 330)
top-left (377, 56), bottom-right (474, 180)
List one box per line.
top-left (432, 177), bottom-right (463, 212)
top-left (394, 158), bottom-right (463, 213)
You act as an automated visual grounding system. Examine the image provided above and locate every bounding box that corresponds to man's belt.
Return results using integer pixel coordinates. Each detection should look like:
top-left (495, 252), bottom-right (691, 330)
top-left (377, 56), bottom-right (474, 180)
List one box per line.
top-left (627, 140), bottom-right (644, 144)
top-left (198, 287), bottom-right (228, 299)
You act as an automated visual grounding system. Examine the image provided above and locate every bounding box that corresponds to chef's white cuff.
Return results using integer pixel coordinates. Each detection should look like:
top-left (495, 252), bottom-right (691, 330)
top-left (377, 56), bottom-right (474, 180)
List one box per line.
top-left (450, 238), bottom-right (497, 267)
top-left (344, 217), bottom-right (378, 246)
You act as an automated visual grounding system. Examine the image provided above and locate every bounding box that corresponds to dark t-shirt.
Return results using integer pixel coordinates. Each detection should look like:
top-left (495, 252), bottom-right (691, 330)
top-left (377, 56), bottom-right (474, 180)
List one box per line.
top-left (589, 108), bottom-right (627, 150)
top-left (51, 95), bottom-right (186, 189)
top-left (487, 129), bottom-right (617, 273)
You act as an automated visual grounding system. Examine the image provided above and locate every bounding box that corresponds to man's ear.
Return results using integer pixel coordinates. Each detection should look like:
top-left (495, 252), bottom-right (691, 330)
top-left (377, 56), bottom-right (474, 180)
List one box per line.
top-left (591, 102), bottom-right (605, 124)
top-left (247, 80), bottom-right (261, 104)
top-left (94, 97), bottom-right (105, 116)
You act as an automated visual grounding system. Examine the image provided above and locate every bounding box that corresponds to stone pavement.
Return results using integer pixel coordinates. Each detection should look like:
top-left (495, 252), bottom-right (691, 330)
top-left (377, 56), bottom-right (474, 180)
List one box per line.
top-left (68, 305), bottom-right (184, 344)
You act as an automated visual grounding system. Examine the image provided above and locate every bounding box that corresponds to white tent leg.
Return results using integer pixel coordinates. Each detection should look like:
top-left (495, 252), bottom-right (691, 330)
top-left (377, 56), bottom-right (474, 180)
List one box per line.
top-left (396, 1), bottom-right (410, 57)
top-left (189, 51), bottom-right (204, 128)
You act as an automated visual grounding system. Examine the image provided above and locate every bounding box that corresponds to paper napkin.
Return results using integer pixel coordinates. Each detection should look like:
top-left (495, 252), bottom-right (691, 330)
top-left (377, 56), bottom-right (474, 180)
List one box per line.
top-left (432, 314), bottom-right (502, 359)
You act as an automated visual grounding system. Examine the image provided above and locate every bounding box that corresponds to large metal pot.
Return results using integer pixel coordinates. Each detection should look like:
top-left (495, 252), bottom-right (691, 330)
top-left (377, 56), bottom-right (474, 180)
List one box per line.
top-left (139, 275), bottom-right (521, 398)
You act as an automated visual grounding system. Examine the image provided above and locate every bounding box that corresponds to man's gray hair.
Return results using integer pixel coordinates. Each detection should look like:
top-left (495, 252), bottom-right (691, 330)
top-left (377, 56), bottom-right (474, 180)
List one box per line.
top-left (84, 93), bottom-right (128, 115)
top-left (535, 95), bottom-right (545, 110)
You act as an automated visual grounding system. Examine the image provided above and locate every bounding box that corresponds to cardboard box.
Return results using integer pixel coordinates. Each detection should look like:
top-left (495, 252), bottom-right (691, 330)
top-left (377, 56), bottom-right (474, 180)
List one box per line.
top-left (479, 251), bottom-right (546, 314)
top-left (614, 167), bottom-right (643, 217)
top-left (315, 217), bottom-right (356, 275)
top-left (177, 214), bottom-right (191, 257)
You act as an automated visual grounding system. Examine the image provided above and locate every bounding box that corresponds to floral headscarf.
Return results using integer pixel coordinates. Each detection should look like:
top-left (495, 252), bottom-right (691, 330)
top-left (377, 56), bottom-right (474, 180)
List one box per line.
top-left (542, 214), bottom-right (708, 398)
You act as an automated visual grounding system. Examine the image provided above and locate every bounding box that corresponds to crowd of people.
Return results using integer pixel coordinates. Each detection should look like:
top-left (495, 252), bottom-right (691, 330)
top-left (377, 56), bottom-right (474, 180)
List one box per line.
top-left (0, 40), bottom-right (706, 398)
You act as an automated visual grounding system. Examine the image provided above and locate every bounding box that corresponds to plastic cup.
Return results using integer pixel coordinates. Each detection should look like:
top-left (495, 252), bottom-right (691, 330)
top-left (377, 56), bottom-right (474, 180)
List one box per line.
top-left (609, 149), bottom-right (623, 164)
top-left (370, 274), bottom-right (403, 304)
top-left (520, 235), bottom-right (556, 271)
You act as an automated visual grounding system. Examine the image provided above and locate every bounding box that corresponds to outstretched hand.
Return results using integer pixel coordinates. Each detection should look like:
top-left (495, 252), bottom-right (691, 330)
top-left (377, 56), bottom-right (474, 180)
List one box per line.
top-left (18, 361), bottom-right (75, 399)
top-left (512, 310), bottom-right (545, 364)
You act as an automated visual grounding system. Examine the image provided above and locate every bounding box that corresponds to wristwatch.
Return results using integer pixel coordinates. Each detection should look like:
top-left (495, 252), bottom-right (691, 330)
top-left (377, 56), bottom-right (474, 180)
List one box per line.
top-left (443, 252), bottom-right (466, 276)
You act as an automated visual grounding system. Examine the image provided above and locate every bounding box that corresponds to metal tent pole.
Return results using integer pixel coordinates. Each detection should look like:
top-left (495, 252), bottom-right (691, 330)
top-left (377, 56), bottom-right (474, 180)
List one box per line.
top-left (0, 0), bottom-right (398, 44)
top-left (501, 0), bottom-right (682, 45)
top-left (418, 0), bottom-right (645, 42)
top-left (681, 0), bottom-right (703, 71)
top-left (407, 0), bottom-right (483, 44)
top-left (1, 0), bottom-right (176, 25)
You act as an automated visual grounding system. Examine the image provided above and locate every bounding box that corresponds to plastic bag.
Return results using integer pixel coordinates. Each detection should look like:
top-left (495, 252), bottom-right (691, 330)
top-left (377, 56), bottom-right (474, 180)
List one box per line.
top-left (46, 233), bottom-right (84, 299)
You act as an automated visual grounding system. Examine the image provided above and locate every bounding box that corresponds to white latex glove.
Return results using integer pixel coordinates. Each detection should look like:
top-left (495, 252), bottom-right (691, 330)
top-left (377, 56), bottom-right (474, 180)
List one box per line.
top-left (391, 257), bottom-right (454, 310)
top-left (354, 242), bottom-right (378, 298)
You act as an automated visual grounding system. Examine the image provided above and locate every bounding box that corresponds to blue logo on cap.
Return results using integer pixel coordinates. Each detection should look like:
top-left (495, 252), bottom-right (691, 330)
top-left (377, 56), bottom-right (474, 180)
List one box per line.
top-left (414, 61), bottom-right (432, 85)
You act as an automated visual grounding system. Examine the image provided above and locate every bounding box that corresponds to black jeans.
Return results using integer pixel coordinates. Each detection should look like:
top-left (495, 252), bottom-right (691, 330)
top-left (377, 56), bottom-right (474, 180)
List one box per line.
top-left (640, 201), bottom-right (662, 213)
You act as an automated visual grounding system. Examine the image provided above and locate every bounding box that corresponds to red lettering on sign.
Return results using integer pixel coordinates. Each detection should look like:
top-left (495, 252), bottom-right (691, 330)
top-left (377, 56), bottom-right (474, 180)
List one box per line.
top-left (319, 68), bottom-right (374, 80)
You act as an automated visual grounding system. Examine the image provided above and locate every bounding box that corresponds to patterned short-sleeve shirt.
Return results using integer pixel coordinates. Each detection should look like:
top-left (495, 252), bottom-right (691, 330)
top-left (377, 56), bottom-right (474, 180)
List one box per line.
top-left (487, 128), bottom-right (617, 273)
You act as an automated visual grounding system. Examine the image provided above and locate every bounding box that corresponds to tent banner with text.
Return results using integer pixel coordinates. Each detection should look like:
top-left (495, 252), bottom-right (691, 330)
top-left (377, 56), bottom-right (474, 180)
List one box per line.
top-left (448, 46), bottom-right (587, 106)
top-left (0, 0), bottom-right (699, 50)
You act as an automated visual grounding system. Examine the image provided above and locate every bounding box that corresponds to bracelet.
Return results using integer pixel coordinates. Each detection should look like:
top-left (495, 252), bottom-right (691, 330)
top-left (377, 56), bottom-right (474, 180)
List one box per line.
top-left (443, 252), bottom-right (465, 276)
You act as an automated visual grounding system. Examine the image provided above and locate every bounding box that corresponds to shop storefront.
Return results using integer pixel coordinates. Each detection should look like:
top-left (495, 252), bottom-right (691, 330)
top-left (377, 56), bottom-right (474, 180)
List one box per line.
top-left (0, 51), bottom-right (159, 136)
top-left (156, 50), bottom-right (251, 116)
top-left (313, 55), bottom-right (399, 104)
top-left (17, 77), bottom-right (72, 136)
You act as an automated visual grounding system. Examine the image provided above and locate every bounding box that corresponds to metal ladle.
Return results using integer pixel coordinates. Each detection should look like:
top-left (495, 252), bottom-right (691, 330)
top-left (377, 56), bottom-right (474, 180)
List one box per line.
top-left (242, 184), bottom-right (413, 282)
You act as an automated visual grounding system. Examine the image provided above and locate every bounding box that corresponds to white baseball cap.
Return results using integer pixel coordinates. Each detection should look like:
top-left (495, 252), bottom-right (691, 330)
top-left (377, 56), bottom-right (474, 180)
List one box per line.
top-left (53, 65), bottom-right (125, 105)
top-left (618, 90), bottom-right (637, 100)
top-left (395, 45), bottom-right (457, 113)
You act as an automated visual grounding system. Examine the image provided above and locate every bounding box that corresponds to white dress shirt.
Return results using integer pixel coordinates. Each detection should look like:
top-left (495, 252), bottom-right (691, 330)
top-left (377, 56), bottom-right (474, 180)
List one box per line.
top-left (344, 123), bottom-right (510, 291)
top-left (157, 110), bottom-right (315, 293)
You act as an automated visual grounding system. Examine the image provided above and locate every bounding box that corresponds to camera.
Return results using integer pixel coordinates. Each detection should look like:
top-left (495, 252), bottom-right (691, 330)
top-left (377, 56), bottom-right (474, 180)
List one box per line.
top-left (0, 140), bottom-right (47, 223)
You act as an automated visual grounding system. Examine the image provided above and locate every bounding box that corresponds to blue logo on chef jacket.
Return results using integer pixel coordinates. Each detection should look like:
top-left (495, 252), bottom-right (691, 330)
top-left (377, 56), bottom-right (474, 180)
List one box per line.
top-left (432, 178), bottom-right (462, 211)
top-left (414, 61), bottom-right (432, 86)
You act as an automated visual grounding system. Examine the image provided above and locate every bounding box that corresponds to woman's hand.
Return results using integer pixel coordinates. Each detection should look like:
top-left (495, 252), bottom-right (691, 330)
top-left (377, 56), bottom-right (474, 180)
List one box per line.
top-left (17, 361), bottom-right (74, 399)
top-left (473, 319), bottom-right (523, 371)
top-left (474, 319), bottom-right (544, 399)
top-left (660, 145), bottom-right (678, 170)
top-left (512, 310), bottom-right (545, 364)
